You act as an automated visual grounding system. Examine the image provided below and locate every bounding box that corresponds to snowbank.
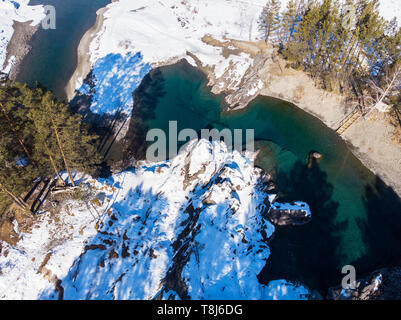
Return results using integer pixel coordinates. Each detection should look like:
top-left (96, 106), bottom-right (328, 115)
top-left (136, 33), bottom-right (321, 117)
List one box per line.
top-left (88, 0), bottom-right (265, 65)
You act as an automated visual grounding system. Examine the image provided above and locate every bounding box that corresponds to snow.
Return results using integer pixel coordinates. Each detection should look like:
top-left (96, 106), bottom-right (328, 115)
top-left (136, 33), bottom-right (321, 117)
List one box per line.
top-left (0, 0), bottom-right (45, 72)
top-left (247, 79), bottom-right (264, 96)
top-left (0, 140), bottom-right (312, 300)
top-left (0, 177), bottom-right (101, 299)
top-left (378, 0), bottom-right (401, 22)
top-left (77, 0), bottom-right (266, 115)
top-left (76, 0), bottom-right (401, 116)
top-left (89, 0), bottom-right (265, 65)
top-left (271, 201), bottom-right (311, 217)
top-left (263, 280), bottom-right (311, 300)
top-left (77, 52), bottom-right (151, 115)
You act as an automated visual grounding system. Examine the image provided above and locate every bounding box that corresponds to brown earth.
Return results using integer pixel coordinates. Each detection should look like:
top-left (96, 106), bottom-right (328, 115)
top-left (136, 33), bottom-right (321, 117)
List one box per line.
top-left (4, 20), bottom-right (39, 80)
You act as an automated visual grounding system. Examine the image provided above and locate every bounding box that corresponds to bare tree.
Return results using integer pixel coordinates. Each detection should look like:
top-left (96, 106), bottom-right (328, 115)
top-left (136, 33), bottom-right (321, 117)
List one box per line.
top-left (365, 65), bottom-right (401, 117)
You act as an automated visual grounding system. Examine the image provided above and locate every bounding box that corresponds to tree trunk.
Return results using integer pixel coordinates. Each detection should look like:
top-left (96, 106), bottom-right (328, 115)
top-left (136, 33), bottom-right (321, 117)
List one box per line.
top-left (0, 182), bottom-right (29, 212)
top-left (51, 119), bottom-right (76, 187)
top-left (44, 143), bottom-right (66, 186)
top-left (366, 67), bottom-right (401, 117)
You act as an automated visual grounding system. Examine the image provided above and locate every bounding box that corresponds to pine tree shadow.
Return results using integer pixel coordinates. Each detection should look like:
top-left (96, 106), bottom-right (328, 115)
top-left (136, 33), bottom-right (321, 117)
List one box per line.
top-left (258, 159), bottom-right (347, 296)
top-left (69, 70), bottom-right (128, 144)
top-left (122, 68), bottom-right (167, 165)
top-left (351, 176), bottom-right (401, 276)
top-left (38, 180), bottom-right (170, 300)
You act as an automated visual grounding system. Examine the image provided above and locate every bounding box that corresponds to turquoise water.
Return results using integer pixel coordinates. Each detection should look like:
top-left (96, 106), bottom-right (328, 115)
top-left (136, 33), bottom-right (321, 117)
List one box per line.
top-left (16, 0), bottom-right (110, 98)
top-left (126, 61), bottom-right (401, 294)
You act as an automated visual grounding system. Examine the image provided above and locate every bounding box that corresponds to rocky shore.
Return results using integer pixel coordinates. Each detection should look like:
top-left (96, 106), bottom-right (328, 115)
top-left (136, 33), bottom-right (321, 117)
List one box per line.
top-left (0, 0), bottom-right (44, 76)
top-left (3, 20), bottom-right (40, 80)
top-left (328, 267), bottom-right (401, 300)
top-left (65, 7), bottom-right (108, 101)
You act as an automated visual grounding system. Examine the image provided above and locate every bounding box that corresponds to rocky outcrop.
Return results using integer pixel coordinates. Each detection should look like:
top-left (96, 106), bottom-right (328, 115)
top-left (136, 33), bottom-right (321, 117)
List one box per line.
top-left (0, 139), bottom-right (312, 299)
top-left (268, 201), bottom-right (312, 227)
top-left (328, 267), bottom-right (401, 300)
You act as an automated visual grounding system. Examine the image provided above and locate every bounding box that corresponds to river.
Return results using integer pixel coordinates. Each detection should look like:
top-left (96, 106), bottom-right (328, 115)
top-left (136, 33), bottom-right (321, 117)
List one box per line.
top-left (15, 1), bottom-right (401, 297)
top-left (126, 61), bottom-right (401, 295)
top-left (16, 0), bottom-right (110, 98)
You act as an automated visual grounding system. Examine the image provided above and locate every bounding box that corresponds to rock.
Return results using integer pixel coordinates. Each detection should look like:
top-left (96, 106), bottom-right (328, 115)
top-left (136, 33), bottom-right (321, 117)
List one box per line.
top-left (310, 151), bottom-right (323, 159)
top-left (267, 201), bottom-right (312, 226)
top-left (308, 150), bottom-right (323, 168)
top-left (328, 267), bottom-right (401, 300)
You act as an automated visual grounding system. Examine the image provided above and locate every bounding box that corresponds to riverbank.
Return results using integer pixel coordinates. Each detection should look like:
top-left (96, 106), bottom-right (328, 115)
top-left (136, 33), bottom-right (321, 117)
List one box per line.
top-left (255, 47), bottom-right (401, 197)
top-left (0, 0), bottom-right (44, 75)
top-left (65, 6), bottom-right (107, 100)
top-left (210, 38), bottom-right (401, 197)
top-left (3, 20), bottom-right (39, 80)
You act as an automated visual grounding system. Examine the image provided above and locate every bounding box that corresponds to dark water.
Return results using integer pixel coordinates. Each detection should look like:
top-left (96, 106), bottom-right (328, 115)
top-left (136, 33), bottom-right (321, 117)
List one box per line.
top-left (126, 61), bottom-right (401, 295)
top-left (16, 0), bottom-right (110, 98)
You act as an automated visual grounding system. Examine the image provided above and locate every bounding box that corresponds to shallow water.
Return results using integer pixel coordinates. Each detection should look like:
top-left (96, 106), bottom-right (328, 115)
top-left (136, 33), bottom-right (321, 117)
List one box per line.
top-left (126, 60), bottom-right (401, 294)
top-left (16, 0), bottom-right (110, 98)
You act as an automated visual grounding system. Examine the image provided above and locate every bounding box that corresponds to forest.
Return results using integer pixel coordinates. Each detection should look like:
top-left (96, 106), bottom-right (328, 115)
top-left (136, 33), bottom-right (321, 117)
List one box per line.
top-left (259, 0), bottom-right (401, 115)
top-left (0, 81), bottom-right (102, 214)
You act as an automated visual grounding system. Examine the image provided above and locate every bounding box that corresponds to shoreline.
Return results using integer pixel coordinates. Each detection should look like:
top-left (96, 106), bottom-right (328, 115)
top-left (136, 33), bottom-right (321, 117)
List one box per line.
top-left (65, 7), bottom-right (108, 100)
top-left (255, 51), bottom-right (401, 196)
top-left (66, 2), bottom-right (401, 198)
top-left (3, 20), bottom-right (40, 80)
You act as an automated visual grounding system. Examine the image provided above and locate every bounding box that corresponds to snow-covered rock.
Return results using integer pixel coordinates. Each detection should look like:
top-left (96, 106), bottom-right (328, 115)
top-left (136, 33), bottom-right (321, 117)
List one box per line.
top-left (0, 139), bottom-right (311, 300)
top-left (0, 0), bottom-right (45, 72)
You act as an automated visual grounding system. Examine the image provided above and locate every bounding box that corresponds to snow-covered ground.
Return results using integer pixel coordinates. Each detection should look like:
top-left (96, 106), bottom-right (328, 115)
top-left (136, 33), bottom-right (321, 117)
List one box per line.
top-left (0, 139), bottom-right (311, 300)
top-left (75, 0), bottom-right (267, 115)
top-left (0, 0), bottom-right (44, 73)
top-left (374, 0), bottom-right (401, 21)
top-left (74, 0), bottom-right (401, 116)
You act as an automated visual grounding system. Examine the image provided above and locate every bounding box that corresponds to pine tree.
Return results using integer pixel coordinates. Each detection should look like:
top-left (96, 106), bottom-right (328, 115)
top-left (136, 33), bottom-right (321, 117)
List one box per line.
top-left (30, 91), bottom-right (102, 186)
top-left (0, 82), bottom-right (103, 213)
top-left (280, 0), bottom-right (300, 43)
top-left (259, 0), bottom-right (281, 43)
